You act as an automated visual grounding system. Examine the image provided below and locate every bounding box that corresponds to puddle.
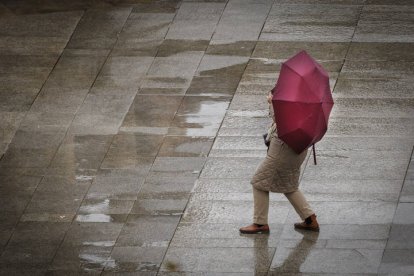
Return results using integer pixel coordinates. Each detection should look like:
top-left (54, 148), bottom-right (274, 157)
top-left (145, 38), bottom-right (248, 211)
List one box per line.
top-left (80, 199), bottom-right (110, 213)
top-left (76, 214), bottom-right (113, 222)
top-left (82, 241), bottom-right (115, 247)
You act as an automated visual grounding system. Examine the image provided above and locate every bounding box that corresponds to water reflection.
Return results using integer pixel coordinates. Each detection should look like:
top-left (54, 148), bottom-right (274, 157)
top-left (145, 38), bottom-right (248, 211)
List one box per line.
top-left (271, 230), bottom-right (319, 273)
top-left (76, 214), bottom-right (113, 222)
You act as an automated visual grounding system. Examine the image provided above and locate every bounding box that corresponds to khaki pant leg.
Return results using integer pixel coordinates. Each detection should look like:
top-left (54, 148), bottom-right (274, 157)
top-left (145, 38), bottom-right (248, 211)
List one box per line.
top-left (284, 190), bottom-right (314, 220)
top-left (253, 186), bottom-right (269, 225)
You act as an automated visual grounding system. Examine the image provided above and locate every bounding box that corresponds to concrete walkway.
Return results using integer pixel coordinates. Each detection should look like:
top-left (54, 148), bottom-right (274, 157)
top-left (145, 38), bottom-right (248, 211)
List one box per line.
top-left (0, 0), bottom-right (413, 275)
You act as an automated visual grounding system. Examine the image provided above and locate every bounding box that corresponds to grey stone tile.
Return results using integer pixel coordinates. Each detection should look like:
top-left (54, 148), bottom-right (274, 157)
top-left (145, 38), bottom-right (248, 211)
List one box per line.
top-left (0, 175), bottom-right (41, 199)
top-left (200, 157), bottom-right (262, 179)
top-left (379, 249), bottom-right (414, 275)
top-left (19, 112), bottom-right (74, 132)
top-left (206, 41), bottom-right (256, 57)
top-left (252, 41), bottom-right (349, 60)
top-left (194, 178), bottom-right (253, 193)
top-left (302, 150), bottom-right (411, 181)
top-left (100, 151), bottom-right (155, 171)
top-left (157, 39), bottom-right (209, 57)
top-left (0, 88), bottom-right (40, 112)
top-left (99, 55), bottom-right (154, 79)
top-left (170, 222), bottom-right (283, 248)
top-left (20, 213), bottom-right (75, 223)
top-left (75, 214), bottom-right (128, 223)
top-left (7, 129), bottom-right (66, 150)
top-left (0, 112), bottom-right (25, 153)
top-left (24, 176), bottom-right (91, 215)
top-left (79, 198), bottom-right (134, 215)
top-left (30, 88), bottom-right (89, 114)
top-left (365, 0), bottom-right (414, 4)
top-left (228, 94), bottom-right (269, 114)
top-left (326, 116), bottom-right (414, 137)
top-left (348, 42), bottom-right (414, 61)
top-left (0, 11), bottom-right (83, 37)
top-left (102, 272), bottom-right (156, 276)
top-left (0, 243), bottom-right (58, 270)
top-left (211, 2), bottom-right (272, 43)
top-left (61, 222), bottom-right (123, 247)
top-left (325, 239), bottom-right (387, 250)
top-left (131, 1), bottom-right (180, 13)
top-left (139, 173), bottom-right (197, 196)
top-left (131, 198), bottom-right (188, 216)
top-left (67, 8), bottom-right (132, 50)
top-left (209, 136), bottom-right (267, 157)
top-left (149, 52), bottom-right (204, 78)
top-left (354, 6), bottom-right (414, 42)
top-left (393, 203), bottom-right (414, 224)
top-left (151, 157), bottom-right (206, 176)
top-left (331, 98), bottom-right (414, 118)
top-left (387, 224), bottom-right (414, 249)
top-left (182, 198), bottom-right (291, 223)
top-left (116, 215), bottom-right (180, 247)
top-left (0, 54), bottom-right (56, 77)
top-left (400, 179), bottom-right (414, 203)
top-left (166, 3), bottom-right (225, 40)
top-left (139, 77), bottom-right (190, 96)
top-left (0, 196), bottom-right (30, 216)
top-left (69, 113), bottom-right (126, 135)
top-left (0, 222), bottom-right (70, 269)
top-left (91, 74), bottom-right (141, 91)
top-left (341, 60), bottom-right (414, 78)
top-left (0, 147), bottom-right (57, 168)
top-left (282, 223), bottom-right (391, 240)
top-left (274, 0), bottom-right (364, 3)
top-left (300, 179), bottom-right (402, 202)
top-left (286, 201), bottom-right (396, 225)
top-left (105, 133), bottom-right (164, 158)
top-left (122, 95), bottom-right (183, 128)
top-left (170, 96), bottom-right (230, 134)
top-left (218, 115), bottom-right (270, 137)
top-left (86, 170), bottom-right (146, 200)
top-left (161, 247), bottom-right (275, 272)
top-left (261, 4), bottom-right (360, 42)
top-left (50, 50), bottom-right (107, 78)
top-left (0, 36), bottom-right (67, 55)
top-left (333, 78), bottom-right (414, 98)
top-left (106, 246), bottom-right (166, 272)
top-left (158, 136), bottom-right (214, 157)
top-left (115, 13), bottom-right (175, 51)
top-left (50, 244), bottom-right (110, 272)
top-left (270, 247), bottom-right (383, 274)
top-left (7, 221), bottom-right (69, 246)
top-left (316, 136), bottom-right (411, 154)
top-left (50, 134), bottom-right (112, 170)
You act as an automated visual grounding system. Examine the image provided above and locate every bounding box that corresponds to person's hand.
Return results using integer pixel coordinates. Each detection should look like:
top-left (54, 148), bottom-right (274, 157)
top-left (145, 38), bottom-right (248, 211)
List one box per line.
top-left (267, 91), bottom-right (273, 104)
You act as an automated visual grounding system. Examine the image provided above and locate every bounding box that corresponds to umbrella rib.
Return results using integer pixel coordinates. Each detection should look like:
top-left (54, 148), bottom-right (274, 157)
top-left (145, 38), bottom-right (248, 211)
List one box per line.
top-left (282, 63), bottom-right (321, 102)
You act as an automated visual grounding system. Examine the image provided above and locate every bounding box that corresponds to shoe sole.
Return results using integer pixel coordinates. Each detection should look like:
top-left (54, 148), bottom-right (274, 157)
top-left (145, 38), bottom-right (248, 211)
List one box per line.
top-left (239, 230), bottom-right (270, 234)
top-left (294, 226), bottom-right (320, 232)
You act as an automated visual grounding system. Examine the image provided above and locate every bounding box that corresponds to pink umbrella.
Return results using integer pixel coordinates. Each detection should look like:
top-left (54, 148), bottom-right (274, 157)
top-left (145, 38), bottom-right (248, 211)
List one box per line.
top-left (271, 50), bottom-right (334, 164)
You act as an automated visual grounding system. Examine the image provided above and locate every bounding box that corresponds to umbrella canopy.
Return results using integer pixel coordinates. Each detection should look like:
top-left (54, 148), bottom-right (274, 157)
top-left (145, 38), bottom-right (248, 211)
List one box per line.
top-left (271, 50), bottom-right (334, 154)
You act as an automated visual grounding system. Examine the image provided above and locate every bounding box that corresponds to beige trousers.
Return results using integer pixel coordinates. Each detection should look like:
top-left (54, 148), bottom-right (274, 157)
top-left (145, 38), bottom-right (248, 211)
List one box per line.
top-left (253, 186), bottom-right (314, 225)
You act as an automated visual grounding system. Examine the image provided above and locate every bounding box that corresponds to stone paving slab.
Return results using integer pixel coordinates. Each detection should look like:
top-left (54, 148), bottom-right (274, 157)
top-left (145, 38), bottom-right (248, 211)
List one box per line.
top-left (0, 0), bottom-right (413, 275)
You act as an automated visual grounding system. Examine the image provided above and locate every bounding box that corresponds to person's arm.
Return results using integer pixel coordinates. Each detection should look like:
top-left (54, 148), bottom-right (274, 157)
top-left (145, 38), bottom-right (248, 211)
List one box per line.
top-left (267, 91), bottom-right (276, 123)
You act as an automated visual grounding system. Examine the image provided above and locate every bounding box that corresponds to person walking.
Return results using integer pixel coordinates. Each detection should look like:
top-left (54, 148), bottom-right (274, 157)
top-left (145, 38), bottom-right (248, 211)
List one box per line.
top-left (239, 91), bottom-right (319, 234)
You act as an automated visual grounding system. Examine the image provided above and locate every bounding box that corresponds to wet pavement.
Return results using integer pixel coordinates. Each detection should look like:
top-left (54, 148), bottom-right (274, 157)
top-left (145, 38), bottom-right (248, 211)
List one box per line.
top-left (0, 0), bottom-right (414, 275)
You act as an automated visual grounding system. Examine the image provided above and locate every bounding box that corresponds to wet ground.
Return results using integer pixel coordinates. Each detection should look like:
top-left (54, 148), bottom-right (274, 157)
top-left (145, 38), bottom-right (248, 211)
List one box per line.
top-left (1, 0), bottom-right (414, 275)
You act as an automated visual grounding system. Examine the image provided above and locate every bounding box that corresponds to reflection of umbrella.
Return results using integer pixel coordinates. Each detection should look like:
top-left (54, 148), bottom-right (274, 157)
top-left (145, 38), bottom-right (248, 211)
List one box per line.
top-left (272, 50), bottom-right (334, 163)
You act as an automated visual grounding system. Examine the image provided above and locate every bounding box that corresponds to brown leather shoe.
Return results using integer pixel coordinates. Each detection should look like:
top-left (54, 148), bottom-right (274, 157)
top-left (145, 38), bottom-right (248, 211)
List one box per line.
top-left (239, 224), bottom-right (270, 234)
top-left (294, 214), bottom-right (319, 232)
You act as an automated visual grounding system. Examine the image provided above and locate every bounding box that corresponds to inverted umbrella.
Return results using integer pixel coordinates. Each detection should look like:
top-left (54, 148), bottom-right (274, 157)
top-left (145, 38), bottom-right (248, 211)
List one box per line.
top-left (271, 50), bottom-right (334, 164)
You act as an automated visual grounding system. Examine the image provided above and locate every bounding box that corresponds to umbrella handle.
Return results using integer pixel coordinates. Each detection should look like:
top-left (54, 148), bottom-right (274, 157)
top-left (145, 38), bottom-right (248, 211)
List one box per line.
top-left (312, 144), bottom-right (317, 165)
